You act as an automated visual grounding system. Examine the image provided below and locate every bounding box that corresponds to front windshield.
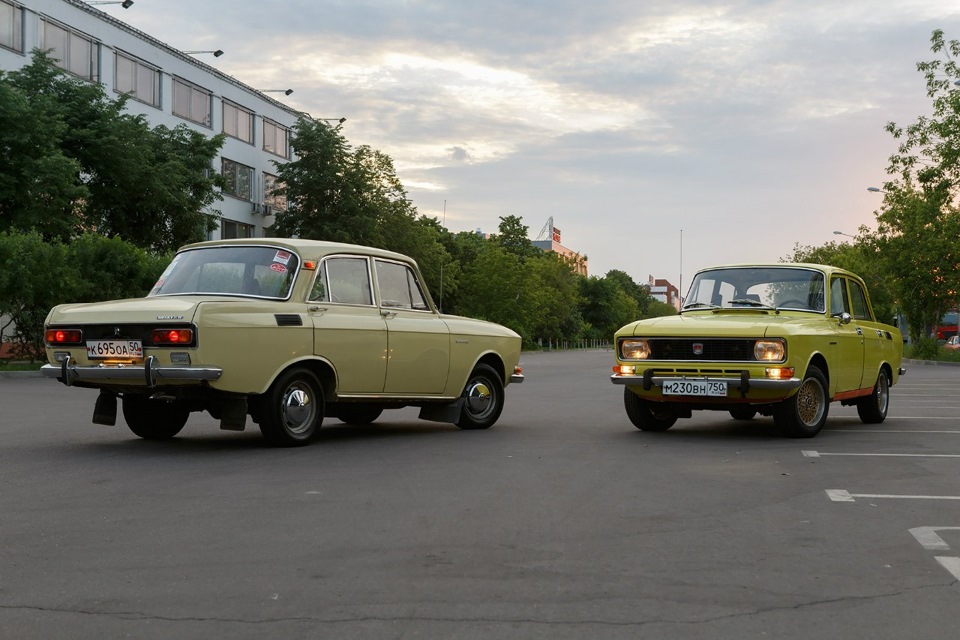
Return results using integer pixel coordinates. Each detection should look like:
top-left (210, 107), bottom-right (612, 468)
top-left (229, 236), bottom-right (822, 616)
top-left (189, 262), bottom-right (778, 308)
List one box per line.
top-left (683, 267), bottom-right (825, 312)
top-left (149, 245), bottom-right (299, 299)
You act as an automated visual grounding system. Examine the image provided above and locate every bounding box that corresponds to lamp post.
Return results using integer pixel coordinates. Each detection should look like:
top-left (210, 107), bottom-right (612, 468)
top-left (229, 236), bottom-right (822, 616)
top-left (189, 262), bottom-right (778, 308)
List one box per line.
top-left (320, 117), bottom-right (347, 124)
top-left (833, 230), bottom-right (856, 240)
top-left (262, 89), bottom-right (294, 96)
top-left (89, 1), bottom-right (134, 7)
top-left (184, 50), bottom-right (224, 57)
top-left (867, 186), bottom-right (887, 194)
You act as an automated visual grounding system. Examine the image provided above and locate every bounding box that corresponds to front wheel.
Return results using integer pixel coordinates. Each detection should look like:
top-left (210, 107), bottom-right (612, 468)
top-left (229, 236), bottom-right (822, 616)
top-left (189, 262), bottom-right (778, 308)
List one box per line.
top-left (623, 388), bottom-right (677, 431)
top-left (773, 365), bottom-right (829, 438)
top-left (122, 395), bottom-right (189, 440)
top-left (857, 370), bottom-right (890, 424)
top-left (456, 364), bottom-right (504, 430)
top-left (257, 368), bottom-right (324, 446)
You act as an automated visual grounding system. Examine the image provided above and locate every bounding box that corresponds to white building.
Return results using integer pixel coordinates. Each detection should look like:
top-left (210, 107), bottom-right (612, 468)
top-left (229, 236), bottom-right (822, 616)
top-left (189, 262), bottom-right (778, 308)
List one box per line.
top-left (0, 0), bottom-right (303, 239)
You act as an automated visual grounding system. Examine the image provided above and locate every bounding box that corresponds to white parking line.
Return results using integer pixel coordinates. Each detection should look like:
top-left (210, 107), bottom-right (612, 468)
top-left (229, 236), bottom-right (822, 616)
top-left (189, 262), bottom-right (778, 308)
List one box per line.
top-left (909, 526), bottom-right (960, 551)
top-left (826, 489), bottom-right (960, 502)
top-left (804, 450), bottom-right (960, 458)
top-left (935, 557), bottom-right (960, 581)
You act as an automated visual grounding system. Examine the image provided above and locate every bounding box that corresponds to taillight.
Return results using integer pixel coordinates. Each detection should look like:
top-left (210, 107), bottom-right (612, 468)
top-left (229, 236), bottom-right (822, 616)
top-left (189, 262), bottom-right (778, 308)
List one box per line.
top-left (45, 329), bottom-right (83, 345)
top-left (152, 328), bottom-right (194, 345)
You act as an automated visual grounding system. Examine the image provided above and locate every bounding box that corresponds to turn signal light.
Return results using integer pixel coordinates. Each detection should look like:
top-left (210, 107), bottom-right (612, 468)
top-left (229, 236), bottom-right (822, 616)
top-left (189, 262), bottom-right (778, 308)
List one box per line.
top-left (613, 365), bottom-right (636, 375)
top-left (765, 367), bottom-right (795, 380)
top-left (45, 329), bottom-right (82, 345)
top-left (152, 328), bottom-right (193, 345)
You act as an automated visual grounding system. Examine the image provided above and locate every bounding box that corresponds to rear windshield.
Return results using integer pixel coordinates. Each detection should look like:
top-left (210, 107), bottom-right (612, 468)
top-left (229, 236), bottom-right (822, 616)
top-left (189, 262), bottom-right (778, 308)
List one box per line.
top-left (148, 246), bottom-right (299, 299)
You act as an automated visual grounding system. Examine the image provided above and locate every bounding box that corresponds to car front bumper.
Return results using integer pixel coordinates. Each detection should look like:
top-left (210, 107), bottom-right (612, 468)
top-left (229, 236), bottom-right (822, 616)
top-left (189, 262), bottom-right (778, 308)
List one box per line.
top-left (610, 370), bottom-right (802, 393)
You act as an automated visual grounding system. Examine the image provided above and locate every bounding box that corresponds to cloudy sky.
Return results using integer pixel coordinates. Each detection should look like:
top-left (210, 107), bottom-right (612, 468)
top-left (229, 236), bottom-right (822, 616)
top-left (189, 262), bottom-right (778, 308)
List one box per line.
top-left (113, 0), bottom-right (960, 287)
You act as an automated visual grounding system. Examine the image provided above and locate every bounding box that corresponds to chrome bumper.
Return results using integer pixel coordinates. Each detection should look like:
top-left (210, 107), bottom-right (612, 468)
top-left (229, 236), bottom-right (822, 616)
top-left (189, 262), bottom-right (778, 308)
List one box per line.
top-left (42, 355), bottom-right (222, 388)
top-left (610, 373), bottom-right (801, 391)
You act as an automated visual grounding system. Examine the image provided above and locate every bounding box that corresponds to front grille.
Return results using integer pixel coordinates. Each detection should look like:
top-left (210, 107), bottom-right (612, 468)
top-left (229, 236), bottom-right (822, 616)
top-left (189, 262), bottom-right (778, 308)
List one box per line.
top-left (650, 338), bottom-right (755, 361)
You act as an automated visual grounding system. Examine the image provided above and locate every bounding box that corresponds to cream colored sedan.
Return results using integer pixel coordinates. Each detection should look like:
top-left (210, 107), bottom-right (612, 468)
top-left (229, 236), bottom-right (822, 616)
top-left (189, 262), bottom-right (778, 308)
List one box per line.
top-left (42, 239), bottom-right (524, 446)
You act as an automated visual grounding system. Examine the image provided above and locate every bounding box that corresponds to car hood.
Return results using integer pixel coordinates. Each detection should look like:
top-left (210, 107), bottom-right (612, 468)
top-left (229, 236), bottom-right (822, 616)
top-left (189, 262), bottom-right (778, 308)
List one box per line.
top-left (617, 311), bottom-right (824, 338)
top-left (46, 296), bottom-right (209, 325)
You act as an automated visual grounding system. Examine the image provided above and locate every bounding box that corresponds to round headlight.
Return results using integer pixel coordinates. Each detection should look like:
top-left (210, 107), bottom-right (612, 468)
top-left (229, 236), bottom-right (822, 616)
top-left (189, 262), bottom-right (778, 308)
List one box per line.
top-left (755, 339), bottom-right (785, 361)
top-left (621, 339), bottom-right (651, 360)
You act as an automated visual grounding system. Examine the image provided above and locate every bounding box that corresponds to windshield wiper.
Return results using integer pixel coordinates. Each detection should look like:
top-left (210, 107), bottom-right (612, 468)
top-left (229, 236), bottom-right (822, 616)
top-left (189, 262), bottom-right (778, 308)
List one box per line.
top-left (682, 302), bottom-right (720, 310)
top-left (729, 299), bottom-right (773, 309)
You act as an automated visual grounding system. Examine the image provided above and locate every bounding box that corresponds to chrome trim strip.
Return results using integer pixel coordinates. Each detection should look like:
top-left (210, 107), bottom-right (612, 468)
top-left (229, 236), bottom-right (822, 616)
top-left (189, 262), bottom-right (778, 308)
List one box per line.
top-left (41, 363), bottom-right (222, 386)
top-left (610, 374), bottom-right (801, 390)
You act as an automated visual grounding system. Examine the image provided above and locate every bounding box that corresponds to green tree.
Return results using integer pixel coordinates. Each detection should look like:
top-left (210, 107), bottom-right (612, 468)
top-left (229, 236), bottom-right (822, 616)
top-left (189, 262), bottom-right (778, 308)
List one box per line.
top-left (579, 276), bottom-right (639, 341)
top-left (0, 51), bottom-right (224, 251)
top-left (604, 269), bottom-right (658, 317)
top-left (526, 252), bottom-right (585, 342)
top-left (872, 29), bottom-right (960, 340)
top-left (490, 214), bottom-right (536, 260)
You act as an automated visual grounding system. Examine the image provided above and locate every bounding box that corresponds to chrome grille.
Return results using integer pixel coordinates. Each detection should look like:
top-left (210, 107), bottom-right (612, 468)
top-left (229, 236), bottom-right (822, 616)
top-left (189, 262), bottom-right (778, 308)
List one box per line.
top-left (650, 338), bottom-right (755, 361)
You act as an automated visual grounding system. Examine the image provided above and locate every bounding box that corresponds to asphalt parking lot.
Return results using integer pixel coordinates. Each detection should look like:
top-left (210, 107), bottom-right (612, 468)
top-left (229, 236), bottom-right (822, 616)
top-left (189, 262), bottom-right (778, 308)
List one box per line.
top-left (1, 351), bottom-right (958, 639)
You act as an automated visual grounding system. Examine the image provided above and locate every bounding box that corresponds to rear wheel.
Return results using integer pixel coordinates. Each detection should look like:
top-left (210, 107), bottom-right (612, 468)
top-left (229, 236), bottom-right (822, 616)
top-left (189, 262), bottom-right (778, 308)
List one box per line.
top-left (857, 370), bottom-right (890, 424)
top-left (773, 365), bottom-right (829, 438)
top-left (258, 368), bottom-right (324, 446)
top-left (456, 364), bottom-right (504, 430)
top-left (122, 395), bottom-right (189, 440)
top-left (336, 405), bottom-right (383, 425)
top-left (623, 388), bottom-right (677, 431)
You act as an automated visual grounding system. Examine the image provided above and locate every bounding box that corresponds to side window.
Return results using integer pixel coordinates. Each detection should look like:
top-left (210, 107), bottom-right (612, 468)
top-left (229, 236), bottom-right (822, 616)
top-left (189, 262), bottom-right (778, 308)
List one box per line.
top-left (849, 280), bottom-right (873, 321)
top-left (308, 270), bottom-right (328, 302)
top-left (830, 278), bottom-right (849, 317)
top-left (324, 257), bottom-right (373, 305)
top-left (376, 260), bottom-right (429, 310)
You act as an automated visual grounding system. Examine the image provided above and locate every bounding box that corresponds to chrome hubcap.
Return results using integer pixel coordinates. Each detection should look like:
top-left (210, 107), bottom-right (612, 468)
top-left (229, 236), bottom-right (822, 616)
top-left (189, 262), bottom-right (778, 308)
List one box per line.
top-left (466, 381), bottom-right (492, 415)
top-left (281, 385), bottom-right (314, 434)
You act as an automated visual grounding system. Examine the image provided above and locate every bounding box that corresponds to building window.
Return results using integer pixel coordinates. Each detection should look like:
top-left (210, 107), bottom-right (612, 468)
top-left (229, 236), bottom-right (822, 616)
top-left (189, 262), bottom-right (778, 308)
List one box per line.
top-left (115, 51), bottom-right (160, 107)
top-left (42, 19), bottom-right (96, 80)
top-left (221, 219), bottom-right (254, 239)
top-left (263, 119), bottom-right (290, 158)
top-left (0, 1), bottom-right (23, 53)
top-left (172, 77), bottom-right (212, 127)
top-left (221, 158), bottom-right (255, 201)
top-left (222, 101), bottom-right (254, 144)
top-left (263, 173), bottom-right (287, 212)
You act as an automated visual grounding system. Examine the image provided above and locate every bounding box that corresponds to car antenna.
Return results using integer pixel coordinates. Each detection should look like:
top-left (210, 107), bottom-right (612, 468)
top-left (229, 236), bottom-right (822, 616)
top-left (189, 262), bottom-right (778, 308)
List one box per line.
top-left (439, 199), bottom-right (446, 313)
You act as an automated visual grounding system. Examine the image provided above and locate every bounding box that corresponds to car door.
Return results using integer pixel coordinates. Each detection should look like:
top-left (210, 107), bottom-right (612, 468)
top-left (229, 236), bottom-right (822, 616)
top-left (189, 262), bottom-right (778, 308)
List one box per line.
top-left (374, 259), bottom-right (450, 395)
top-left (308, 256), bottom-right (388, 395)
top-left (848, 278), bottom-right (883, 390)
top-left (829, 276), bottom-right (865, 392)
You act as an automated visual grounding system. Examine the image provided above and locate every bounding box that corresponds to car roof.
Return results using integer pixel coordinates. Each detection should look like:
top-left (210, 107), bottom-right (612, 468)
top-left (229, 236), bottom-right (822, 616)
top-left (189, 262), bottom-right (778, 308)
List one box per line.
top-left (178, 237), bottom-right (415, 264)
top-left (692, 263), bottom-right (863, 280)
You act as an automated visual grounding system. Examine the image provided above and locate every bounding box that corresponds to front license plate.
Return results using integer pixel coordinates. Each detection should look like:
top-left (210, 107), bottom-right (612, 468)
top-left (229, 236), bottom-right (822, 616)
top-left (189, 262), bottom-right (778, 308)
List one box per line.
top-left (86, 340), bottom-right (143, 359)
top-left (661, 379), bottom-right (728, 397)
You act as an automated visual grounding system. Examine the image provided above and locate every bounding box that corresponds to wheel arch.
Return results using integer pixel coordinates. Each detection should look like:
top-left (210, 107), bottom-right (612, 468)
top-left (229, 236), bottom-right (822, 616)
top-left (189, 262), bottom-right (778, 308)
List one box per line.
top-left (806, 352), bottom-right (830, 386)
top-left (473, 351), bottom-right (507, 385)
top-left (262, 357), bottom-right (338, 402)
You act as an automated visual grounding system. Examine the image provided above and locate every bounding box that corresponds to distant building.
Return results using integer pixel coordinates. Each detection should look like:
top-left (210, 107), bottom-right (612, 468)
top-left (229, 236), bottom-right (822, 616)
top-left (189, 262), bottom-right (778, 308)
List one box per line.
top-left (0, 0), bottom-right (303, 240)
top-left (648, 276), bottom-right (680, 310)
top-left (531, 219), bottom-right (588, 276)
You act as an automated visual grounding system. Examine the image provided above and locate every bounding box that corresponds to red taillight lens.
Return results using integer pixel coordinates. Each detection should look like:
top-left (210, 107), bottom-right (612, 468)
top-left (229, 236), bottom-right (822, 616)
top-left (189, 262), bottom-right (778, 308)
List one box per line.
top-left (151, 328), bottom-right (194, 345)
top-left (45, 329), bottom-right (82, 345)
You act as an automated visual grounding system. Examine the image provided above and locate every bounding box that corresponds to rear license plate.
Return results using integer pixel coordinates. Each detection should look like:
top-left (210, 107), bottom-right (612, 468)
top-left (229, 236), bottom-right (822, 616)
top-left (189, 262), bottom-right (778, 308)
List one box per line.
top-left (86, 340), bottom-right (143, 359)
top-left (661, 379), bottom-right (727, 397)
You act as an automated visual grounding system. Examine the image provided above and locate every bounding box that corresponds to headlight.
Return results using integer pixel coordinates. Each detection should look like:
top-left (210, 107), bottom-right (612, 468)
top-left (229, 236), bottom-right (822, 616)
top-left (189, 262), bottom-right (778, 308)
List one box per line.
top-left (754, 339), bottom-right (785, 361)
top-left (620, 339), bottom-right (651, 360)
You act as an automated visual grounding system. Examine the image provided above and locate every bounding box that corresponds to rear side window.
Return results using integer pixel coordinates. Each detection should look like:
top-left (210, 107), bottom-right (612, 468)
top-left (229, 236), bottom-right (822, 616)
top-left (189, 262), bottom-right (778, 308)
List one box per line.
top-left (849, 280), bottom-right (873, 321)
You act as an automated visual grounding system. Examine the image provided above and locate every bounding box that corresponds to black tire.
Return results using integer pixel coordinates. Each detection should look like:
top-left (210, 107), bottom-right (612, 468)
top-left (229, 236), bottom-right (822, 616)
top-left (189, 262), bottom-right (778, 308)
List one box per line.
top-left (729, 407), bottom-right (757, 421)
top-left (257, 368), bottom-right (324, 446)
top-left (857, 370), bottom-right (890, 424)
top-left (773, 365), bottom-right (829, 438)
top-left (456, 364), bottom-right (504, 430)
top-left (122, 395), bottom-right (189, 440)
top-left (336, 405), bottom-right (383, 425)
top-left (623, 388), bottom-right (677, 431)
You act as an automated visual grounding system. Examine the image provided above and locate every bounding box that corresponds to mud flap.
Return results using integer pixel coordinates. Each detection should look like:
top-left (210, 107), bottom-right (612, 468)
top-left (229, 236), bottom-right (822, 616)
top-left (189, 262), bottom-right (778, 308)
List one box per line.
top-left (93, 391), bottom-right (117, 426)
top-left (419, 399), bottom-right (465, 424)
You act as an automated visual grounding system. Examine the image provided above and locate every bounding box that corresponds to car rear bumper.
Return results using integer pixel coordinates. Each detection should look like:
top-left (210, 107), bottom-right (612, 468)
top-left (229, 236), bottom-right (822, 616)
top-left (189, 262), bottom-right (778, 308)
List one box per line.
top-left (41, 355), bottom-right (222, 388)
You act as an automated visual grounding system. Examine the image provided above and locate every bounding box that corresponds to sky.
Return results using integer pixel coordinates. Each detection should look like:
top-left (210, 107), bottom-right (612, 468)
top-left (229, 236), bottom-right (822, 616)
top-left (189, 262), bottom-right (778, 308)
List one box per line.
top-left (111, 0), bottom-right (960, 289)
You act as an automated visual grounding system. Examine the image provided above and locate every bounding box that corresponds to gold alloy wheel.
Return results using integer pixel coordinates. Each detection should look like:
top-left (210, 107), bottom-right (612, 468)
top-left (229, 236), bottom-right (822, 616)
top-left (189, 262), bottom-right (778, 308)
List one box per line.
top-left (795, 377), bottom-right (826, 427)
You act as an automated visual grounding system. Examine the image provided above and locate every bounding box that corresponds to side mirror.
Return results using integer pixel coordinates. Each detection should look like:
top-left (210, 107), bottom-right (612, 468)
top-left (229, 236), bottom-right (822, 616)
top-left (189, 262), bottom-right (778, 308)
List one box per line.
top-left (838, 312), bottom-right (852, 326)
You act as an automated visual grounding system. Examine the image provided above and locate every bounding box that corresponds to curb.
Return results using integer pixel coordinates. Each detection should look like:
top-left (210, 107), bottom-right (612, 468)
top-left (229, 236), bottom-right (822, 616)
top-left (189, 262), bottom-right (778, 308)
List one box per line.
top-left (0, 370), bottom-right (43, 379)
top-left (902, 358), bottom-right (960, 367)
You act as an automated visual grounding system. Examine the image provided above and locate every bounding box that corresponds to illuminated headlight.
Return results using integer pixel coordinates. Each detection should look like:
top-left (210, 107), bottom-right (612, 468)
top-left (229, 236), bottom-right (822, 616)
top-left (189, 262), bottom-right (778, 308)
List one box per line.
top-left (754, 339), bottom-right (786, 361)
top-left (620, 339), bottom-right (651, 360)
